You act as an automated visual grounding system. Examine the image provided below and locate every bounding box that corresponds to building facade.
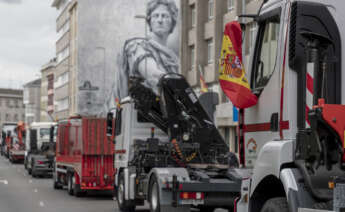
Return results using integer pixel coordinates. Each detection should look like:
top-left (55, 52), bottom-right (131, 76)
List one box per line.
top-left (180, 0), bottom-right (263, 153)
top-left (40, 58), bottom-right (56, 122)
top-left (23, 79), bottom-right (42, 125)
top-left (0, 89), bottom-right (25, 128)
top-left (52, 0), bottom-right (78, 120)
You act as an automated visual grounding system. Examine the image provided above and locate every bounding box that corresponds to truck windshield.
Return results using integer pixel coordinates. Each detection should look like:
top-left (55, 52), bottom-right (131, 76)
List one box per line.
top-left (2, 125), bottom-right (16, 134)
top-left (251, 13), bottom-right (281, 92)
top-left (40, 128), bottom-right (50, 137)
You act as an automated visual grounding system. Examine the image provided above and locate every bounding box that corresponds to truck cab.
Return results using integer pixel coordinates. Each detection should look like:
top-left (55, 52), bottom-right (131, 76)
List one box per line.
top-left (234, 0), bottom-right (345, 211)
top-left (1, 123), bottom-right (17, 158)
top-left (25, 122), bottom-right (56, 177)
top-left (109, 74), bottom-right (246, 212)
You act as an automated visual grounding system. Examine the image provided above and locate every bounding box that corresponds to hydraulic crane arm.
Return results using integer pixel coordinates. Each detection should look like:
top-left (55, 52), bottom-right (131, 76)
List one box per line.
top-left (129, 73), bottom-right (230, 165)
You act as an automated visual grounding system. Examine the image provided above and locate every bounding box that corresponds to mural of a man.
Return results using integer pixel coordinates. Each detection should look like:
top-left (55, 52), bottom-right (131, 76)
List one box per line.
top-left (112, 0), bottom-right (179, 103)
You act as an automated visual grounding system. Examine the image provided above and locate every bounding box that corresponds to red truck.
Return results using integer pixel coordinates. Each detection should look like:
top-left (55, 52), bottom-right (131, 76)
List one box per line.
top-left (8, 122), bottom-right (26, 163)
top-left (52, 117), bottom-right (115, 197)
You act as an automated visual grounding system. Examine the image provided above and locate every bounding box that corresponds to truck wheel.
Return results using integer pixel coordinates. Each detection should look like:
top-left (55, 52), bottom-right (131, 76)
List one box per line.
top-left (24, 158), bottom-right (27, 170)
top-left (198, 206), bottom-right (215, 212)
top-left (72, 174), bottom-right (85, 197)
top-left (31, 160), bottom-right (37, 178)
top-left (67, 173), bottom-right (74, 196)
top-left (117, 172), bottom-right (135, 212)
top-left (260, 197), bottom-right (288, 212)
top-left (53, 172), bottom-right (63, 189)
top-left (149, 175), bottom-right (161, 212)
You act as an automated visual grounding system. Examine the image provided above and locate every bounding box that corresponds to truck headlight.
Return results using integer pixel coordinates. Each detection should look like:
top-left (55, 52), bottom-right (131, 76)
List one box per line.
top-left (182, 133), bottom-right (190, 141)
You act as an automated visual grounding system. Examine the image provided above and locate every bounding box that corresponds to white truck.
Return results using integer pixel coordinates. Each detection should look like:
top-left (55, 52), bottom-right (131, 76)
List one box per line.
top-left (24, 122), bottom-right (56, 178)
top-left (108, 0), bottom-right (345, 211)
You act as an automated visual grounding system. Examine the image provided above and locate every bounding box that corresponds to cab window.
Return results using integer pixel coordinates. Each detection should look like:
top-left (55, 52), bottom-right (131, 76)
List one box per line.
top-left (251, 12), bottom-right (281, 93)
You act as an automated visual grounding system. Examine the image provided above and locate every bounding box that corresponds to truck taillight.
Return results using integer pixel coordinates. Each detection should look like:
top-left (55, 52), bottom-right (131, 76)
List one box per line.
top-left (179, 192), bottom-right (204, 200)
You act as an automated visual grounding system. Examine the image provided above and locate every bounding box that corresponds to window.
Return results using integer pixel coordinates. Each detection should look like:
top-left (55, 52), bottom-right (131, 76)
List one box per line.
top-left (249, 23), bottom-right (258, 53)
top-left (251, 14), bottom-right (281, 92)
top-left (57, 20), bottom-right (70, 40)
top-left (228, 0), bottom-right (234, 11)
top-left (6, 99), bottom-right (12, 108)
top-left (55, 72), bottom-right (69, 88)
top-left (190, 46), bottom-right (195, 69)
top-left (58, 0), bottom-right (71, 12)
top-left (56, 97), bottom-right (69, 111)
top-left (14, 114), bottom-right (18, 122)
top-left (208, 0), bottom-right (214, 20)
top-left (57, 46), bottom-right (69, 64)
top-left (14, 99), bottom-right (19, 108)
top-left (209, 83), bottom-right (219, 94)
top-left (48, 95), bottom-right (54, 106)
top-left (207, 39), bottom-right (213, 64)
top-left (191, 6), bottom-right (196, 27)
top-left (40, 128), bottom-right (50, 137)
top-left (6, 114), bottom-right (10, 121)
top-left (48, 74), bottom-right (54, 90)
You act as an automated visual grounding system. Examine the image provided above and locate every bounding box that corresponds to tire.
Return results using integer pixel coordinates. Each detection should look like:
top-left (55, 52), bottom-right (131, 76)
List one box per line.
top-left (67, 173), bottom-right (74, 195)
top-left (53, 171), bottom-right (63, 189)
top-left (116, 172), bottom-right (135, 212)
top-left (72, 174), bottom-right (85, 197)
top-left (31, 160), bottom-right (37, 178)
top-left (198, 206), bottom-right (215, 212)
top-left (260, 197), bottom-right (288, 212)
top-left (149, 175), bottom-right (161, 212)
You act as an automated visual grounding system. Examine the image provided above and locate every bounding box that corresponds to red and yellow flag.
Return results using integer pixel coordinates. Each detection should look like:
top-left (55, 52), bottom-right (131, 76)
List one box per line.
top-left (219, 21), bottom-right (257, 109)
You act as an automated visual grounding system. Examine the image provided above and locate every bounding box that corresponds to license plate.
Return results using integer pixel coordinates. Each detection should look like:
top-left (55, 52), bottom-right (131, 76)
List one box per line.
top-left (180, 199), bottom-right (204, 205)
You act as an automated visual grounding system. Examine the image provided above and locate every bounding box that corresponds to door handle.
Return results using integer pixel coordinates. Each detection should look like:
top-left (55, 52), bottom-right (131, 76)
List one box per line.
top-left (270, 113), bottom-right (279, 132)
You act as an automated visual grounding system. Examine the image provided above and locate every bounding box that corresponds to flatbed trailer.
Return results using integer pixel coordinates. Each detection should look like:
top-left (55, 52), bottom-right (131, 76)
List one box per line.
top-left (53, 117), bottom-right (115, 197)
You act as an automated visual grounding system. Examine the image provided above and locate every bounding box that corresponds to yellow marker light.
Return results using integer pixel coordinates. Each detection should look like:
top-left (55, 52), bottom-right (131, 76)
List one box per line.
top-left (329, 181), bottom-right (335, 189)
top-left (244, 194), bottom-right (248, 203)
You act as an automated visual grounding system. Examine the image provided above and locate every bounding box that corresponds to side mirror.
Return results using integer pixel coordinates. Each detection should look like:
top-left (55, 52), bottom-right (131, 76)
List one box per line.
top-left (29, 129), bottom-right (38, 151)
top-left (106, 112), bottom-right (114, 137)
top-left (115, 109), bottom-right (122, 137)
top-left (49, 126), bottom-right (55, 143)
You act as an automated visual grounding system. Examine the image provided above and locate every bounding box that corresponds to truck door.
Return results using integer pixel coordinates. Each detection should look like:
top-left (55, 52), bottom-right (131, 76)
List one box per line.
top-left (244, 4), bottom-right (284, 167)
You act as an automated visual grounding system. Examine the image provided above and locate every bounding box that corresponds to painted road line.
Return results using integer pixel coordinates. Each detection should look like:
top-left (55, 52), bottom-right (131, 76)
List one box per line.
top-left (34, 189), bottom-right (38, 193)
top-left (39, 201), bottom-right (45, 207)
top-left (0, 179), bottom-right (8, 185)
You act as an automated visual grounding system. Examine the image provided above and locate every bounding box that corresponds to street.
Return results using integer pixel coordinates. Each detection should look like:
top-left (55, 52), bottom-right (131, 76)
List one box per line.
top-left (0, 156), bottom-right (229, 212)
top-left (0, 155), bottom-right (117, 212)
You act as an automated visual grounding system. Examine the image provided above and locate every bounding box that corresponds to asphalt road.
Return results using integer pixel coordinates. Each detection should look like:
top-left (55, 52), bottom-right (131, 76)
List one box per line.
top-left (0, 156), bottom-right (228, 212)
top-left (0, 155), bottom-right (119, 212)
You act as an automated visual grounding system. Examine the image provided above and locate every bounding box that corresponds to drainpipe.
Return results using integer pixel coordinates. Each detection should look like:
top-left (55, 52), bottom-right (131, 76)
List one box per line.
top-left (242, 0), bottom-right (246, 66)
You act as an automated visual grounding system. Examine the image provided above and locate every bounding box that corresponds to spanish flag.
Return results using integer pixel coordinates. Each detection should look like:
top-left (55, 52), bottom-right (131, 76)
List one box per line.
top-left (219, 21), bottom-right (257, 109)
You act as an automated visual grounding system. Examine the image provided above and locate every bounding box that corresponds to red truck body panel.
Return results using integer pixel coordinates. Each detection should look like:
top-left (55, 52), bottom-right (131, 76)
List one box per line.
top-left (7, 122), bottom-right (25, 161)
top-left (56, 118), bottom-right (114, 190)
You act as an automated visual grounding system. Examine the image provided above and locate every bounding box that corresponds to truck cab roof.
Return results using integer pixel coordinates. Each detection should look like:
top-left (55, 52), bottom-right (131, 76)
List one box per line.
top-left (30, 122), bottom-right (56, 128)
